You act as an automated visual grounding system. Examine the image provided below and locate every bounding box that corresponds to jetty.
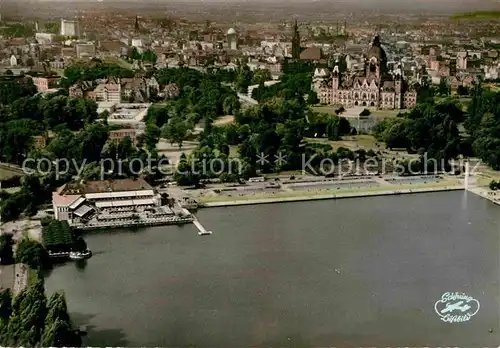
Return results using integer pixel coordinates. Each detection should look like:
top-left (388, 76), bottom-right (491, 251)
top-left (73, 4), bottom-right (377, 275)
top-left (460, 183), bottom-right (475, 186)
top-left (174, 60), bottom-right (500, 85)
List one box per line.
top-left (192, 215), bottom-right (212, 236)
top-left (179, 208), bottom-right (212, 235)
top-left (193, 218), bottom-right (212, 236)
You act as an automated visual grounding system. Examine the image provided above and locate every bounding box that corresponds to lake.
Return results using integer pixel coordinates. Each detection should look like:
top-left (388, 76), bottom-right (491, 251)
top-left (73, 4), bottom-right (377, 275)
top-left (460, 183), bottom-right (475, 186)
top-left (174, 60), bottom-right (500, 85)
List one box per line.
top-left (45, 191), bottom-right (500, 347)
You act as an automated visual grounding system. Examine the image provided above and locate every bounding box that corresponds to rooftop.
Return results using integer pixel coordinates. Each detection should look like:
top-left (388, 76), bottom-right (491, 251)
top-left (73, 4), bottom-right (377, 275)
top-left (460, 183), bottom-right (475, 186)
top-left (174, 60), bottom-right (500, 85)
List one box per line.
top-left (59, 178), bottom-right (153, 195)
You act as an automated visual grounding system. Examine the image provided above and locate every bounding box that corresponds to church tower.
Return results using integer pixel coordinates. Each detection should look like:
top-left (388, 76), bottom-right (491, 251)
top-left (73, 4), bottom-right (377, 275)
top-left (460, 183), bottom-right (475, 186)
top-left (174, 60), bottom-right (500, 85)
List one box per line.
top-left (292, 19), bottom-right (301, 60)
top-left (366, 35), bottom-right (387, 82)
top-left (134, 16), bottom-right (140, 32)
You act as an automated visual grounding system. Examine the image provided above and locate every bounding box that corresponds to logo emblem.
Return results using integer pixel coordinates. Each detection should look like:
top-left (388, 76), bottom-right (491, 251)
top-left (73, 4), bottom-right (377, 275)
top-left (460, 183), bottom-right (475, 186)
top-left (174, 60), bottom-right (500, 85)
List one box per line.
top-left (434, 292), bottom-right (480, 323)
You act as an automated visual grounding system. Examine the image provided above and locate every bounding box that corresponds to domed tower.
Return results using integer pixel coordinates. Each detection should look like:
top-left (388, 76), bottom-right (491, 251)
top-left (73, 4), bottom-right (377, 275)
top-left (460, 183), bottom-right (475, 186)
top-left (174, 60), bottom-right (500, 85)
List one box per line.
top-left (227, 28), bottom-right (238, 50)
top-left (366, 35), bottom-right (388, 81)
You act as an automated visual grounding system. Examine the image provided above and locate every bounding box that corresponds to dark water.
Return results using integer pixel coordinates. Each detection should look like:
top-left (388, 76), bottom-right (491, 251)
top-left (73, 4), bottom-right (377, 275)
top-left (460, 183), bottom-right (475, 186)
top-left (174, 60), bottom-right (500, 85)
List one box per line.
top-left (45, 191), bottom-right (500, 347)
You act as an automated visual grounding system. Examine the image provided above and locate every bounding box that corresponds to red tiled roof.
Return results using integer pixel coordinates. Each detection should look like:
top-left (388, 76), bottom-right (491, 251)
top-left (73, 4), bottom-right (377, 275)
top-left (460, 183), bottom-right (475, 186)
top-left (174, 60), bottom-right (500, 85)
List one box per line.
top-left (52, 192), bottom-right (81, 207)
top-left (59, 178), bottom-right (153, 195)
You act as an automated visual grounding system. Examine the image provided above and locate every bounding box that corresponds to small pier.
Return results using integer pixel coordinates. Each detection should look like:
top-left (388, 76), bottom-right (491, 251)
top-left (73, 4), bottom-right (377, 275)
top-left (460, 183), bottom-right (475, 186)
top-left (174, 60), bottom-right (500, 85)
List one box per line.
top-left (192, 216), bottom-right (212, 236)
top-left (178, 208), bottom-right (212, 236)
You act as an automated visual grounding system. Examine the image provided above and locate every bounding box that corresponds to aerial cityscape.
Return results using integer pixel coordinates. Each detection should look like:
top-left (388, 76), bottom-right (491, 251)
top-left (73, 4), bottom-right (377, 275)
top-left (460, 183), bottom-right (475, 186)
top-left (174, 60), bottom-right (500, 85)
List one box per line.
top-left (0, 0), bottom-right (499, 346)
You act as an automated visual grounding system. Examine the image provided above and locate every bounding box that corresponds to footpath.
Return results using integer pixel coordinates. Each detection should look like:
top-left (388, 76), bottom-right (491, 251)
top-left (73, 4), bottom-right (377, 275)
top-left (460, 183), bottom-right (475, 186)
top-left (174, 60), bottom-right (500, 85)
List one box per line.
top-left (201, 185), bottom-right (464, 208)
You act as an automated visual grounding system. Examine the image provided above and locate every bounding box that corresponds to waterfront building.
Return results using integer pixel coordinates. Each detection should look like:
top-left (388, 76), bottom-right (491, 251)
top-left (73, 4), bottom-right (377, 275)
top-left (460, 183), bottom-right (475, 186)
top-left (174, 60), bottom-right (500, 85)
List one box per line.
top-left (52, 178), bottom-right (161, 223)
top-left (312, 36), bottom-right (417, 110)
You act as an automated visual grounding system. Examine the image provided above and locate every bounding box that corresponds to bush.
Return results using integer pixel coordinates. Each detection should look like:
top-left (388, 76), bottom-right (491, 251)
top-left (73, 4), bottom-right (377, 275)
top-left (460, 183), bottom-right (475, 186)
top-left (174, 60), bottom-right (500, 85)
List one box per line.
top-left (490, 180), bottom-right (500, 190)
top-left (359, 108), bottom-right (371, 117)
top-left (335, 106), bottom-right (345, 115)
top-left (0, 234), bottom-right (15, 265)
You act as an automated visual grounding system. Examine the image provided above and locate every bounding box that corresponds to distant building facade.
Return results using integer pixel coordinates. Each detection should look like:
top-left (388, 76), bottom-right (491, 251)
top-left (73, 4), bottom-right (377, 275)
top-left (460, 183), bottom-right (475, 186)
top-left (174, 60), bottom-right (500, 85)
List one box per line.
top-left (227, 28), bottom-right (238, 50)
top-left (76, 43), bottom-right (96, 59)
top-left (313, 36), bottom-right (417, 110)
top-left (60, 19), bottom-right (79, 37)
top-left (108, 129), bottom-right (137, 144)
top-left (31, 76), bottom-right (61, 93)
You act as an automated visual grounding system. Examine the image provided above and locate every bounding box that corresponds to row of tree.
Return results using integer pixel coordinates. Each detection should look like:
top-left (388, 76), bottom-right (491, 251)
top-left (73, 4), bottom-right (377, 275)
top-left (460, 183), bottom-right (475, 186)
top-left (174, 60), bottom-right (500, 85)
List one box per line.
top-left (0, 273), bottom-right (81, 346)
top-left (373, 101), bottom-right (465, 165)
top-left (41, 218), bottom-right (87, 253)
top-left (466, 82), bottom-right (500, 169)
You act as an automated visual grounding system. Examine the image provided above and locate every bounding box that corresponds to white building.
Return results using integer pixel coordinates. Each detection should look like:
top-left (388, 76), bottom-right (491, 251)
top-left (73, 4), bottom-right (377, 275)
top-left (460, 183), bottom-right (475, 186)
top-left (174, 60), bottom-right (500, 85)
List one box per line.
top-left (9, 55), bottom-right (17, 67)
top-left (131, 38), bottom-right (143, 48)
top-left (76, 43), bottom-right (96, 58)
top-left (35, 32), bottom-right (56, 44)
top-left (107, 103), bottom-right (151, 129)
top-left (94, 83), bottom-right (122, 103)
top-left (60, 19), bottom-right (79, 37)
top-left (52, 178), bottom-right (160, 223)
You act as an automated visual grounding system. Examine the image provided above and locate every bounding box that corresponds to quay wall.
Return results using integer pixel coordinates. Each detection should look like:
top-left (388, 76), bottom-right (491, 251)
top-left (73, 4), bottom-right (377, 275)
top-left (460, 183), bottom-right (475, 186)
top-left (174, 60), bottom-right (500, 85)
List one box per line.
top-left (72, 217), bottom-right (194, 231)
top-left (200, 186), bottom-right (464, 208)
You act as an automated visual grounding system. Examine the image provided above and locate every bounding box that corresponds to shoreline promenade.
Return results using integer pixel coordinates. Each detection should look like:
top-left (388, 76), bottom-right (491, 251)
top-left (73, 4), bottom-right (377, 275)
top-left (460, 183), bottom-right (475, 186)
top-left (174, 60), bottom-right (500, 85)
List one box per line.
top-left (200, 185), bottom-right (464, 208)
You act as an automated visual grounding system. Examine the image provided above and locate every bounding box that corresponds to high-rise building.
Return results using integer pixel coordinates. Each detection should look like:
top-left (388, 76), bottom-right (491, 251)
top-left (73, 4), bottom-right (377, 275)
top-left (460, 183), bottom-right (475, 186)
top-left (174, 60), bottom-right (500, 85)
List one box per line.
top-left (60, 19), bottom-right (79, 37)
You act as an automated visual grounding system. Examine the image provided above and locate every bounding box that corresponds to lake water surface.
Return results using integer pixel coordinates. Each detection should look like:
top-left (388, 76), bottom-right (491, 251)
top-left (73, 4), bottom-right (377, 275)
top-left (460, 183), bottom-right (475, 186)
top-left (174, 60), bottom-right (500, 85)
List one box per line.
top-left (45, 191), bottom-right (500, 347)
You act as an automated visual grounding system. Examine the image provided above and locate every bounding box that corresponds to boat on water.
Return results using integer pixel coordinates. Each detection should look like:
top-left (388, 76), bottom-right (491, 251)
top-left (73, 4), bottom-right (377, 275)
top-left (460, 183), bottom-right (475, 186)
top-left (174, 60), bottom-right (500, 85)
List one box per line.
top-left (199, 230), bottom-right (213, 236)
top-left (69, 250), bottom-right (92, 261)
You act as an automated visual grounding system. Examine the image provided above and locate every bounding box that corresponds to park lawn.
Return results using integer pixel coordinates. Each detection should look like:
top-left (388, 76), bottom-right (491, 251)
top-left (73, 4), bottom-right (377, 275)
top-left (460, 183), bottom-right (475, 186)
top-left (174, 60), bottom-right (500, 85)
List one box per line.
top-left (4, 187), bottom-right (22, 194)
top-left (0, 163), bottom-right (25, 181)
top-left (313, 106), bottom-right (401, 119)
top-left (213, 115), bottom-right (235, 126)
top-left (312, 105), bottom-right (343, 115)
top-left (476, 167), bottom-right (500, 187)
top-left (370, 109), bottom-right (402, 118)
top-left (197, 179), bottom-right (462, 203)
top-left (485, 84), bottom-right (500, 92)
top-left (229, 145), bottom-right (239, 158)
top-left (305, 134), bottom-right (384, 151)
top-left (150, 101), bottom-right (170, 109)
top-left (103, 57), bottom-right (134, 70)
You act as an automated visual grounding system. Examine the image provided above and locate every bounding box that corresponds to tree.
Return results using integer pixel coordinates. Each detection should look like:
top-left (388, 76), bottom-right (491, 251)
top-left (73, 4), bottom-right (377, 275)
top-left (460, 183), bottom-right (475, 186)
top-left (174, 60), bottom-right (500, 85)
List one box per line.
top-left (0, 235), bottom-right (14, 265)
top-left (236, 65), bottom-right (252, 94)
top-left (438, 79), bottom-right (451, 96)
top-left (307, 90), bottom-right (319, 105)
top-left (142, 124), bottom-right (161, 152)
top-left (251, 69), bottom-right (272, 85)
top-left (359, 108), bottom-right (371, 116)
top-left (457, 85), bottom-right (469, 96)
top-left (174, 153), bottom-right (200, 186)
top-left (222, 95), bottom-right (240, 115)
top-left (15, 239), bottom-right (51, 270)
top-left (141, 50), bottom-right (157, 64)
top-left (162, 118), bottom-right (189, 148)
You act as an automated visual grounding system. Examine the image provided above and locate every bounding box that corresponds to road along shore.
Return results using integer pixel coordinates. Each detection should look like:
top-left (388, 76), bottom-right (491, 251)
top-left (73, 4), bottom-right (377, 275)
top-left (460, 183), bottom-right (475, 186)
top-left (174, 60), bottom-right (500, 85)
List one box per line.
top-left (199, 185), bottom-right (464, 208)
